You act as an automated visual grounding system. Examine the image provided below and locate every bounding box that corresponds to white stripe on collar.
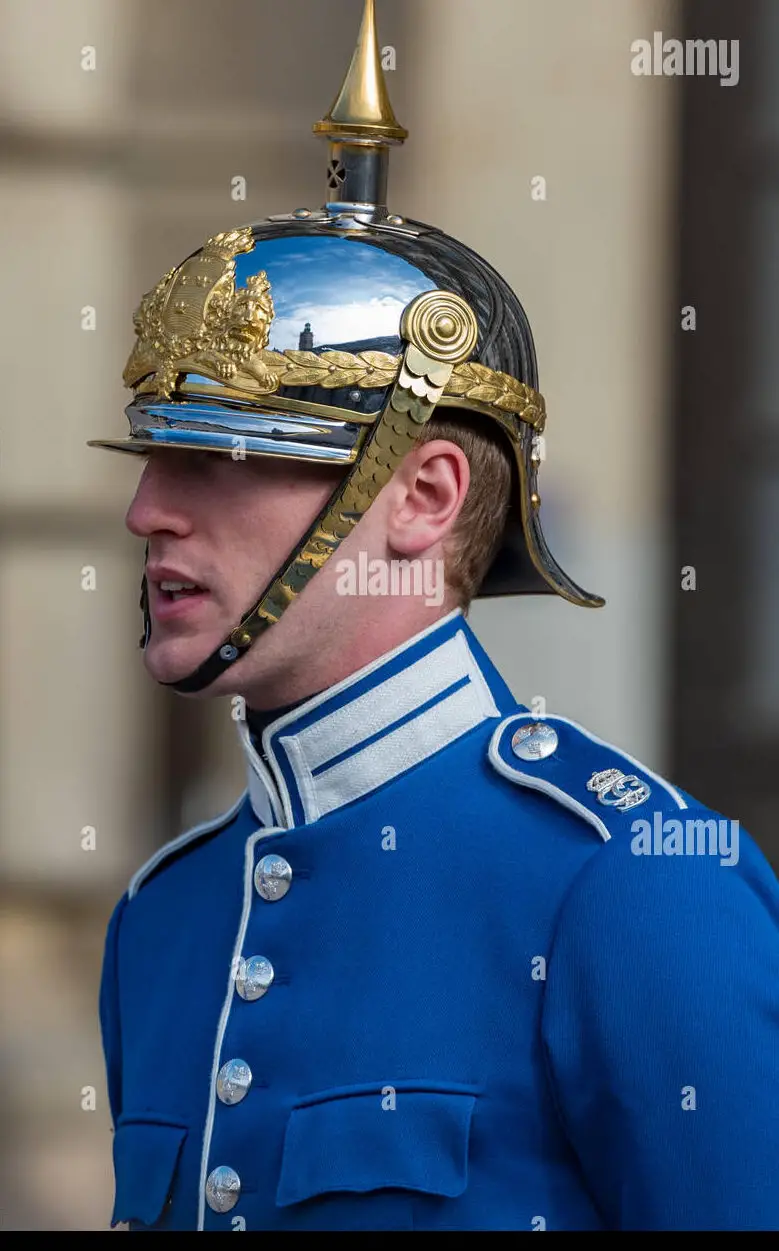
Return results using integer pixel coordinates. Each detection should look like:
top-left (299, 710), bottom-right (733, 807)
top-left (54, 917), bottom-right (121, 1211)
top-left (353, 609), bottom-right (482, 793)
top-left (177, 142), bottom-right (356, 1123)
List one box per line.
top-left (238, 611), bottom-right (502, 828)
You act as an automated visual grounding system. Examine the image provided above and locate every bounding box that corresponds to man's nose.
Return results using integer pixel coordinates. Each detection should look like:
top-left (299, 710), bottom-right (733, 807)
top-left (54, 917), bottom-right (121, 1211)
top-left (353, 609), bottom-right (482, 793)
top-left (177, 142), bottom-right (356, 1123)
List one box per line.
top-left (125, 456), bottom-right (192, 539)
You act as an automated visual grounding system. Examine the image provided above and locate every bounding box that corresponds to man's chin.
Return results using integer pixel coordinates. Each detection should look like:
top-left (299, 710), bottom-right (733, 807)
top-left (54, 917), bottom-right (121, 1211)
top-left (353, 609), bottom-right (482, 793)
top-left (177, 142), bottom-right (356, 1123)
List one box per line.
top-left (141, 636), bottom-right (218, 689)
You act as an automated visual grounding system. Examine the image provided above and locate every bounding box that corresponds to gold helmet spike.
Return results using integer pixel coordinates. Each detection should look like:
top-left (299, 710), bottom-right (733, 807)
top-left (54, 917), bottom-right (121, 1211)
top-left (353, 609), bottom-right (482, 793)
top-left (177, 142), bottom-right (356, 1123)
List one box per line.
top-left (313, 0), bottom-right (407, 210)
top-left (313, 0), bottom-right (407, 142)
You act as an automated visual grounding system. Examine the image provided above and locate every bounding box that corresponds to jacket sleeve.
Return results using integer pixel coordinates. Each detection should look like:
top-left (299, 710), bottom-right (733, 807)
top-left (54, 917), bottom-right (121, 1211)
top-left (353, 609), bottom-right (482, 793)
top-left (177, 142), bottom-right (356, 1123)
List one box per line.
top-left (99, 893), bottom-right (128, 1129)
top-left (541, 812), bottom-right (779, 1231)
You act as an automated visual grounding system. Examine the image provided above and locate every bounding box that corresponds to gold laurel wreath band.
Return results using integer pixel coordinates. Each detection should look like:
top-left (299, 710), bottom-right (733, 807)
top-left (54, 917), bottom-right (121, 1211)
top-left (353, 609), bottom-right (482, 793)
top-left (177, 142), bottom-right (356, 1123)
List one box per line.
top-left (132, 349), bottom-right (546, 432)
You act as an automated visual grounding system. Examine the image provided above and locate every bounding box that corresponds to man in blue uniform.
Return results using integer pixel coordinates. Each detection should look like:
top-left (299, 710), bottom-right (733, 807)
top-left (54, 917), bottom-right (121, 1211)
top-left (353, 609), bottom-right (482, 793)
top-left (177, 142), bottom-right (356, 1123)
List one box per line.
top-left (92, 1), bottom-right (779, 1231)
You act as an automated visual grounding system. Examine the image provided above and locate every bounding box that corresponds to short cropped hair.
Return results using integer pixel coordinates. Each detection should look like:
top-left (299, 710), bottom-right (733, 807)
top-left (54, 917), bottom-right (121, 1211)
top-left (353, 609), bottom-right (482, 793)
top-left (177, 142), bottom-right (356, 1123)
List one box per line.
top-left (416, 408), bottom-right (513, 608)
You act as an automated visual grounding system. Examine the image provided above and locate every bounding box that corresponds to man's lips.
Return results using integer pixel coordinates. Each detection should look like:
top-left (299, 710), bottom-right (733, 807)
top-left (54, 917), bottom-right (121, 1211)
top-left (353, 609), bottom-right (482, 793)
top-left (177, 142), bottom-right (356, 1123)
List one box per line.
top-left (147, 581), bottom-right (212, 623)
top-left (146, 566), bottom-right (212, 623)
top-left (147, 564), bottom-right (207, 588)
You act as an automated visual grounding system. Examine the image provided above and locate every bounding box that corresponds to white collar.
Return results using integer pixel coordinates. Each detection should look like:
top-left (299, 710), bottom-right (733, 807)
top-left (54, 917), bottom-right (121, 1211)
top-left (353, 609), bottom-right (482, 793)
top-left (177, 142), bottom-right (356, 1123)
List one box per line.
top-left (237, 608), bottom-right (512, 829)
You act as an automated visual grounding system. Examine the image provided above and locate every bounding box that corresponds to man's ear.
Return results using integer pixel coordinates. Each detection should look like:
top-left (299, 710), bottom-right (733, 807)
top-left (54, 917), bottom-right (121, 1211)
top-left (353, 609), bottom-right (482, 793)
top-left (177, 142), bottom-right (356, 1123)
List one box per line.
top-left (386, 439), bottom-right (470, 557)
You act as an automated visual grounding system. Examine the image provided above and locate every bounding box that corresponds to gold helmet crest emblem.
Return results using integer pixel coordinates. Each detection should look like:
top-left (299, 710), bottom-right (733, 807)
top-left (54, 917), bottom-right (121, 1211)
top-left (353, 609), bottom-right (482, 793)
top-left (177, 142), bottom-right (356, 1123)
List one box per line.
top-left (123, 226), bottom-right (276, 399)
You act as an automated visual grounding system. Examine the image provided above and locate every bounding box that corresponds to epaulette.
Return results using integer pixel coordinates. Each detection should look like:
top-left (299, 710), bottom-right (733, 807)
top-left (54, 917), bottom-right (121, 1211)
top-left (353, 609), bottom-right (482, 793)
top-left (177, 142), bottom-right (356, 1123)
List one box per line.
top-left (488, 712), bottom-right (688, 843)
top-left (127, 793), bottom-right (246, 899)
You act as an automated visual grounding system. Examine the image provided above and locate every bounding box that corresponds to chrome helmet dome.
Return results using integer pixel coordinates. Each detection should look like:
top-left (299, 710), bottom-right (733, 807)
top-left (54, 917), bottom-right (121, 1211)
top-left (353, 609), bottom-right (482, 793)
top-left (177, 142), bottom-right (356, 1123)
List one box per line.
top-left (89, 0), bottom-right (603, 694)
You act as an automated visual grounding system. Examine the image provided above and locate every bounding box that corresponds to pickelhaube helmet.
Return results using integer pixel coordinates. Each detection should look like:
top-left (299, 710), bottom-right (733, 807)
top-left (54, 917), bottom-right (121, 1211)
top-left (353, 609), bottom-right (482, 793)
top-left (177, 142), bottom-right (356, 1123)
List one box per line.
top-left (89, 0), bottom-right (604, 695)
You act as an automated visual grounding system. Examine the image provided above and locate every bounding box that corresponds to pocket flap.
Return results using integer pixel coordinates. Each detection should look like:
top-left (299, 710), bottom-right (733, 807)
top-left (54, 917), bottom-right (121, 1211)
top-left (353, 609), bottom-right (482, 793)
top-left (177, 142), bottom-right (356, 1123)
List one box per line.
top-left (112, 1118), bottom-right (188, 1227)
top-left (277, 1086), bottom-right (476, 1208)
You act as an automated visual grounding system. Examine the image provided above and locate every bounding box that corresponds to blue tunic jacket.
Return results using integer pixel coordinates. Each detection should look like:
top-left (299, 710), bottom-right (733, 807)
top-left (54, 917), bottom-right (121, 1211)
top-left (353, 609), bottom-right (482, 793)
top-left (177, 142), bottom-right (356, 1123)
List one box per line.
top-left (99, 609), bottom-right (779, 1230)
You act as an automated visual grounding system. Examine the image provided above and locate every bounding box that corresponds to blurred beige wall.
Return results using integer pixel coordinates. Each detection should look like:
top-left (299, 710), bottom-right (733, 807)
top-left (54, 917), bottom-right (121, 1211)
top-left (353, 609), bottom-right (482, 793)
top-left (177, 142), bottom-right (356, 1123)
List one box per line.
top-left (0, 0), bottom-right (678, 1229)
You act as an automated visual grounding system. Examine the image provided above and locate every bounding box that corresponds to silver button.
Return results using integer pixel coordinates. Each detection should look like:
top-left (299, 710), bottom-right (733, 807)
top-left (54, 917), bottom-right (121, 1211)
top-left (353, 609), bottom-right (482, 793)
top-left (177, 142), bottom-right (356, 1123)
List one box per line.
top-left (236, 955), bottom-right (275, 1001)
top-left (511, 721), bottom-right (558, 761)
top-left (254, 854), bottom-right (292, 901)
top-left (216, 1059), bottom-right (252, 1106)
top-left (205, 1165), bottom-right (241, 1213)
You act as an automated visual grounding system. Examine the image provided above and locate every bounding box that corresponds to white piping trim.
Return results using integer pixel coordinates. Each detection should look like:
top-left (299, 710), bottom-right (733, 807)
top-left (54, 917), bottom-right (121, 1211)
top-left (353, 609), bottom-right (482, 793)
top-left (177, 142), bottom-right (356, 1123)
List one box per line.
top-left (489, 736), bottom-right (611, 843)
top-left (196, 826), bottom-right (284, 1230)
top-left (458, 631), bottom-right (501, 720)
top-left (280, 736), bottom-right (320, 824)
top-left (488, 710), bottom-right (689, 845)
top-left (546, 713), bottom-right (688, 810)
top-left (127, 792), bottom-right (247, 900)
top-left (246, 769), bottom-right (274, 829)
top-left (236, 717), bottom-right (285, 827)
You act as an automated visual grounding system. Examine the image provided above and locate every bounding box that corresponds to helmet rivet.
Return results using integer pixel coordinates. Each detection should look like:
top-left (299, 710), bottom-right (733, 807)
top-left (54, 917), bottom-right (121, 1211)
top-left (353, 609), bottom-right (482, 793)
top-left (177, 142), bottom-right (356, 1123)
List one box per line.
top-left (328, 363), bottom-right (337, 372)
top-left (387, 214), bottom-right (404, 225)
top-left (219, 644), bottom-right (239, 662)
top-left (294, 207), bottom-right (311, 218)
top-left (349, 389), bottom-right (362, 402)
top-left (531, 492), bottom-right (541, 510)
top-left (436, 314), bottom-right (456, 338)
top-left (233, 630), bottom-right (253, 648)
